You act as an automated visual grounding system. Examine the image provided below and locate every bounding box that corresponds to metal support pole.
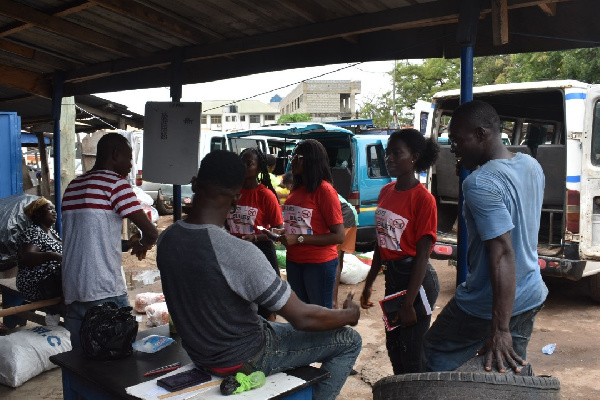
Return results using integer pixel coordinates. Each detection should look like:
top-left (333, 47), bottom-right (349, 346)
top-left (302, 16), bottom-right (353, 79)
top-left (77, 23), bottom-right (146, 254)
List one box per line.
top-left (171, 50), bottom-right (183, 222)
top-left (456, 45), bottom-right (474, 286)
top-left (52, 72), bottom-right (64, 236)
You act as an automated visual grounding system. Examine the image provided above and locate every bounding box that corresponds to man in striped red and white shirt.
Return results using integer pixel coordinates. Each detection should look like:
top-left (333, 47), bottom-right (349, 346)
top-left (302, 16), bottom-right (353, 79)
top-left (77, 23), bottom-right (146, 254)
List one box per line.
top-left (62, 132), bottom-right (158, 348)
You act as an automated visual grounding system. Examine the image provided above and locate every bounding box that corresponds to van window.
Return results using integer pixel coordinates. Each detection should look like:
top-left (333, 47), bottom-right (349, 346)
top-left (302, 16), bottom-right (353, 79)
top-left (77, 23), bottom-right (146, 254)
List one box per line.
top-left (367, 144), bottom-right (389, 178)
top-left (210, 136), bottom-right (226, 152)
top-left (592, 101), bottom-right (600, 165)
top-left (521, 122), bottom-right (557, 146)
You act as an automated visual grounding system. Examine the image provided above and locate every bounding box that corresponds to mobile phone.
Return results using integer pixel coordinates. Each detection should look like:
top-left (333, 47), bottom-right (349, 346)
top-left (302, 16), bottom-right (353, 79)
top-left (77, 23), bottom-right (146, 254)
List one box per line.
top-left (257, 225), bottom-right (281, 240)
top-left (156, 368), bottom-right (212, 392)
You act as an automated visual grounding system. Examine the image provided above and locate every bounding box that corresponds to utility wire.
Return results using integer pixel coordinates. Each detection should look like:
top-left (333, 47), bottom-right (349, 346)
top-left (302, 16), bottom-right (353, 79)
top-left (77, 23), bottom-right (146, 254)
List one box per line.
top-left (73, 104), bottom-right (117, 130)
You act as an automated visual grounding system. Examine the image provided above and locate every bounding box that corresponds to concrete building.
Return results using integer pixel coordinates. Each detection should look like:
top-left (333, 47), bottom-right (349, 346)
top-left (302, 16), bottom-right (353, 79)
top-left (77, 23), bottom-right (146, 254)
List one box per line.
top-left (278, 80), bottom-right (361, 122)
top-left (200, 100), bottom-right (279, 131)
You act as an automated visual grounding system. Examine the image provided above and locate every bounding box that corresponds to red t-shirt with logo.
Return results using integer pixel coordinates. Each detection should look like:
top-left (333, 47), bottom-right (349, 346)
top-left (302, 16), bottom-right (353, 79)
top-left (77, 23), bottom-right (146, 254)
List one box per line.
top-left (283, 181), bottom-right (343, 263)
top-left (226, 184), bottom-right (283, 237)
top-left (376, 182), bottom-right (437, 261)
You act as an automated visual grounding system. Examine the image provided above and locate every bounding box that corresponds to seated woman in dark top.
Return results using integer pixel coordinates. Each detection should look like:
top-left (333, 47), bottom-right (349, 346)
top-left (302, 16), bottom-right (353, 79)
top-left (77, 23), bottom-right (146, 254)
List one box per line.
top-left (17, 197), bottom-right (63, 301)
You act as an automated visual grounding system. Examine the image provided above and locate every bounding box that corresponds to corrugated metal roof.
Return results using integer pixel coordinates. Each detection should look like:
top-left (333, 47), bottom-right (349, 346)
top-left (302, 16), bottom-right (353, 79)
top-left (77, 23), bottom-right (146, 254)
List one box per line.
top-left (0, 0), bottom-right (598, 130)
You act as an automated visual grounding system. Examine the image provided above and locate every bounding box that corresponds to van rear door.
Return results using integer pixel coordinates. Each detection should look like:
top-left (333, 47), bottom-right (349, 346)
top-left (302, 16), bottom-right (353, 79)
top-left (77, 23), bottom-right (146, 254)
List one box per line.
top-left (580, 85), bottom-right (600, 262)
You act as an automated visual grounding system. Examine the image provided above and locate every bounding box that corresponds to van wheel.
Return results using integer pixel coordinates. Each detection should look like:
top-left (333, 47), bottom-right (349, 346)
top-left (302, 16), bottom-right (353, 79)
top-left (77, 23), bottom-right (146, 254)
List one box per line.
top-left (155, 193), bottom-right (173, 216)
top-left (373, 372), bottom-right (561, 400)
top-left (587, 273), bottom-right (600, 302)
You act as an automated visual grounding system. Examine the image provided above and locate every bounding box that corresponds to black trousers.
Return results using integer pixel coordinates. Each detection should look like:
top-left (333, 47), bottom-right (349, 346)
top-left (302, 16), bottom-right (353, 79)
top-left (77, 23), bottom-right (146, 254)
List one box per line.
top-left (383, 259), bottom-right (440, 374)
top-left (254, 240), bottom-right (280, 319)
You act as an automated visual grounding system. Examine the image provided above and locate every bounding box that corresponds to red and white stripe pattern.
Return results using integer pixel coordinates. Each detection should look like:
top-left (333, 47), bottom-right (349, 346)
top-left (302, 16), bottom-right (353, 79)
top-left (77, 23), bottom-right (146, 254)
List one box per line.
top-left (62, 170), bottom-right (141, 217)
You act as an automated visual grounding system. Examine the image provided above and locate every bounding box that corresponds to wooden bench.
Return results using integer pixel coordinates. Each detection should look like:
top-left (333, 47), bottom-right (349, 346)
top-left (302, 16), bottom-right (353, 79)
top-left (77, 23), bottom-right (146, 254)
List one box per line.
top-left (0, 277), bottom-right (62, 329)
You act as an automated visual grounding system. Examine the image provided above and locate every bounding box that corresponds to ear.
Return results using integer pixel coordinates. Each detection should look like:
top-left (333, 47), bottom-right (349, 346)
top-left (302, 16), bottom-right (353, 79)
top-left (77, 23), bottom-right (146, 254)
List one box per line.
top-left (475, 127), bottom-right (486, 142)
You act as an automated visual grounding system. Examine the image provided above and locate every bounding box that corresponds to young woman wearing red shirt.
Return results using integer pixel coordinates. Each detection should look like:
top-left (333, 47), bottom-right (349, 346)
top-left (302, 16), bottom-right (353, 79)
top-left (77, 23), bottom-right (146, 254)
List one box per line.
top-left (360, 129), bottom-right (440, 374)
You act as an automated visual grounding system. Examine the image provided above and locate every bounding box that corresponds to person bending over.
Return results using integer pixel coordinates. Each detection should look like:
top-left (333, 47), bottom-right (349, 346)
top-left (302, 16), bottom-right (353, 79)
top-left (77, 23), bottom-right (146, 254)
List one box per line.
top-left (157, 150), bottom-right (361, 400)
top-left (423, 101), bottom-right (547, 373)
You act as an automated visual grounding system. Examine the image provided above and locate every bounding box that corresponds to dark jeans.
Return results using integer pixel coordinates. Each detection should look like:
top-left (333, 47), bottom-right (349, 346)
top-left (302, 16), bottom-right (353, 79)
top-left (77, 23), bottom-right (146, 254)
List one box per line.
top-left (286, 258), bottom-right (338, 309)
top-left (254, 240), bottom-right (280, 319)
top-left (383, 259), bottom-right (439, 374)
top-left (422, 297), bottom-right (543, 372)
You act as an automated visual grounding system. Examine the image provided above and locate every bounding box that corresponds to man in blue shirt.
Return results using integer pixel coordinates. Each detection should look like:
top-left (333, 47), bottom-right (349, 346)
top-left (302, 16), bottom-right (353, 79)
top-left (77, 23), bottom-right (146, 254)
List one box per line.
top-left (423, 100), bottom-right (548, 373)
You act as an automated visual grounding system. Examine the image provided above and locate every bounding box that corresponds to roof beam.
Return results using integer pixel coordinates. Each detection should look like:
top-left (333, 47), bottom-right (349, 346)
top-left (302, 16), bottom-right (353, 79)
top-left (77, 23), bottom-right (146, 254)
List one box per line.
top-left (63, 0), bottom-right (574, 85)
top-left (538, 2), bottom-right (557, 15)
top-left (0, 0), bottom-right (148, 57)
top-left (492, 0), bottom-right (509, 45)
top-left (89, 0), bottom-right (216, 44)
top-left (0, 0), bottom-right (94, 37)
top-left (0, 64), bottom-right (51, 98)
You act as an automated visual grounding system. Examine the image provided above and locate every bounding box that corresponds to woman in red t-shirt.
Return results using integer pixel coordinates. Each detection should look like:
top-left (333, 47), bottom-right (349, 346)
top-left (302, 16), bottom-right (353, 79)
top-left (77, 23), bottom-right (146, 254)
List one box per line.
top-left (226, 147), bottom-right (283, 320)
top-left (279, 139), bottom-right (345, 309)
top-left (360, 129), bottom-right (440, 374)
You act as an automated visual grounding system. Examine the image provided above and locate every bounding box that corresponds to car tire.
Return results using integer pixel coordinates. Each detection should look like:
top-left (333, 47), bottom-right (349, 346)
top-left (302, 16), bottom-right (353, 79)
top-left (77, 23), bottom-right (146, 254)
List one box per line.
top-left (586, 273), bottom-right (600, 302)
top-left (373, 371), bottom-right (561, 400)
top-left (155, 192), bottom-right (173, 216)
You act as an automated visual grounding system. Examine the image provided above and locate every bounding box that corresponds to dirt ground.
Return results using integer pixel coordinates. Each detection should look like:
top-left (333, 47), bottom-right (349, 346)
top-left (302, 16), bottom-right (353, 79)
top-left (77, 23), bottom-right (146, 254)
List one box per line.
top-left (2, 215), bottom-right (600, 399)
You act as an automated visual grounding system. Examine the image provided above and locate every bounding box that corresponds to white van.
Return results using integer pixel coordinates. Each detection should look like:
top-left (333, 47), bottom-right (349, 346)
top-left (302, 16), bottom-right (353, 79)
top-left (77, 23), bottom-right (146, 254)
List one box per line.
top-left (428, 80), bottom-right (600, 301)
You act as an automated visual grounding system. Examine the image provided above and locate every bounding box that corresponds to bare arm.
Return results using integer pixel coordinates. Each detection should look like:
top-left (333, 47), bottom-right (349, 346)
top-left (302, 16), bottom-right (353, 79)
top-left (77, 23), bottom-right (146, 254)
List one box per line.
top-left (279, 223), bottom-right (345, 247)
top-left (479, 231), bottom-right (525, 373)
top-left (278, 291), bottom-right (360, 331)
top-left (128, 210), bottom-right (159, 260)
top-left (18, 244), bottom-right (61, 267)
top-left (360, 245), bottom-right (382, 309)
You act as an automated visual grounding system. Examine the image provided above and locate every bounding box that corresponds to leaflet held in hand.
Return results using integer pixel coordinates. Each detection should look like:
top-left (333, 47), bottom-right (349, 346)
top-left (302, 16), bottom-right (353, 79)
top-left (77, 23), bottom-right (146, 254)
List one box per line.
top-left (379, 285), bottom-right (432, 331)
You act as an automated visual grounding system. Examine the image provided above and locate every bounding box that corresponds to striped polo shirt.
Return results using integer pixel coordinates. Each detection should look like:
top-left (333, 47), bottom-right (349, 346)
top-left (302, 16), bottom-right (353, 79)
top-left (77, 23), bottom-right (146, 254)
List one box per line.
top-left (61, 170), bottom-right (142, 304)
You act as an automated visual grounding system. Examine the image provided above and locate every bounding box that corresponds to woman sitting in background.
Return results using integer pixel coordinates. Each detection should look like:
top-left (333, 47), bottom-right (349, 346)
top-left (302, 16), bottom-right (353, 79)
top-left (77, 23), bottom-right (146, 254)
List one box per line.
top-left (17, 197), bottom-right (63, 301)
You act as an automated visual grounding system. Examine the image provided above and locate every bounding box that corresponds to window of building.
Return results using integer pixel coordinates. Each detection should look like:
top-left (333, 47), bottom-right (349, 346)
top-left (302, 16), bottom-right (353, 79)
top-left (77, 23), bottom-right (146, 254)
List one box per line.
top-left (265, 115), bottom-right (275, 121)
top-left (225, 116), bottom-right (231, 122)
top-left (201, 115), bottom-right (207, 124)
top-left (212, 115), bottom-right (222, 124)
top-left (250, 115), bottom-right (260, 123)
top-left (240, 115), bottom-right (246, 122)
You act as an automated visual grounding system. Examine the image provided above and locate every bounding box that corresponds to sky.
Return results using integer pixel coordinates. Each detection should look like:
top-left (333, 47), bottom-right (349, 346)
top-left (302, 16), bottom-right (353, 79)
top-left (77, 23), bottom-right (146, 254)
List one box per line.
top-left (96, 61), bottom-right (397, 116)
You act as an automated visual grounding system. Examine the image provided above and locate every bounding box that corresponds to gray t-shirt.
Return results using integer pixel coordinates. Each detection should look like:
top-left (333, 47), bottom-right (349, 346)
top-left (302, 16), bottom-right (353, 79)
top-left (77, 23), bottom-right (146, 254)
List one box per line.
top-left (157, 221), bottom-right (291, 368)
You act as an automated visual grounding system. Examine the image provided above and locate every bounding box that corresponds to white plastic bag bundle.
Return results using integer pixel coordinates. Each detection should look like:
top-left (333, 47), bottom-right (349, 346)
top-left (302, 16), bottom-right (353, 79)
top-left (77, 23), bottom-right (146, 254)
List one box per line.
top-left (145, 302), bottom-right (169, 327)
top-left (133, 186), bottom-right (155, 207)
top-left (340, 253), bottom-right (371, 285)
top-left (134, 292), bottom-right (165, 313)
top-left (0, 326), bottom-right (71, 387)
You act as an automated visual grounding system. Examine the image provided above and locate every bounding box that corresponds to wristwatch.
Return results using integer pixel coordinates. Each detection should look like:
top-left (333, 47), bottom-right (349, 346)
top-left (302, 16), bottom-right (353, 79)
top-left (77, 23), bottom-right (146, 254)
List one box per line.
top-left (297, 235), bottom-right (304, 244)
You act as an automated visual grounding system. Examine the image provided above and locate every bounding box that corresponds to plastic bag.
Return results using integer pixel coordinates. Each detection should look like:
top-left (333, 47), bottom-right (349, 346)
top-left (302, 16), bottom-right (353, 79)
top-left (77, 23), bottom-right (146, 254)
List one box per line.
top-left (0, 326), bottom-right (71, 387)
top-left (132, 335), bottom-right (174, 353)
top-left (80, 302), bottom-right (138, 361)
top-left (146, 302), bottom-right (170, 327)
top-left (340, 253), bottom-right (371, 284)
top-left (133, 186), bottom-right (154, 208)
top-left (134, 292), bottom-right (165, 313)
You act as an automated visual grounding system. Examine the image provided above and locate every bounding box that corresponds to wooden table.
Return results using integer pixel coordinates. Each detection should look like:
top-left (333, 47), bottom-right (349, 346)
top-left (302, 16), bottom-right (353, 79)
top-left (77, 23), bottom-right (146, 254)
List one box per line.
top-left (50, 325), bottom-right (329, 400)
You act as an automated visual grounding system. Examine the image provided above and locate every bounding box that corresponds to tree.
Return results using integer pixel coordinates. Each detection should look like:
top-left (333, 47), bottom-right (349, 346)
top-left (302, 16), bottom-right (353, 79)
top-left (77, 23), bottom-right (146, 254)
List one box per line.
top-left (277, 113), bottom-right (311, 123)
top-left (358, 49), bottom-right (600, 128)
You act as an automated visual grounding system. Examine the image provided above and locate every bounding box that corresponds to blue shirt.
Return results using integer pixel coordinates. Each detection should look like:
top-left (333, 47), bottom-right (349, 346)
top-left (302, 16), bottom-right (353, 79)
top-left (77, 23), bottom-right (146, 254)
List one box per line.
top-left (455, 153), bottom-right (548, 319)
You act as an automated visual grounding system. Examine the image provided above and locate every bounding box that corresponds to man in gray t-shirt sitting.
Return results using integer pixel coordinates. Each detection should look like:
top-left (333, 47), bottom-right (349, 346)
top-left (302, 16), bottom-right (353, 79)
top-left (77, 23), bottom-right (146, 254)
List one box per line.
top-left (157, 150), bottom-right (361, 400)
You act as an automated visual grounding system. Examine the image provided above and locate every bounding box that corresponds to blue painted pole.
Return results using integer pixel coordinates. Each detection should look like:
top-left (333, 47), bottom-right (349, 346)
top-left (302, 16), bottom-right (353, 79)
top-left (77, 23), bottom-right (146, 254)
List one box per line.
top-left (52, 72), bottom-right (64, 236)
top-left (171, 51), bottom-right (183, 222)
top-left (456, 46), bottom-right (474, 285)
